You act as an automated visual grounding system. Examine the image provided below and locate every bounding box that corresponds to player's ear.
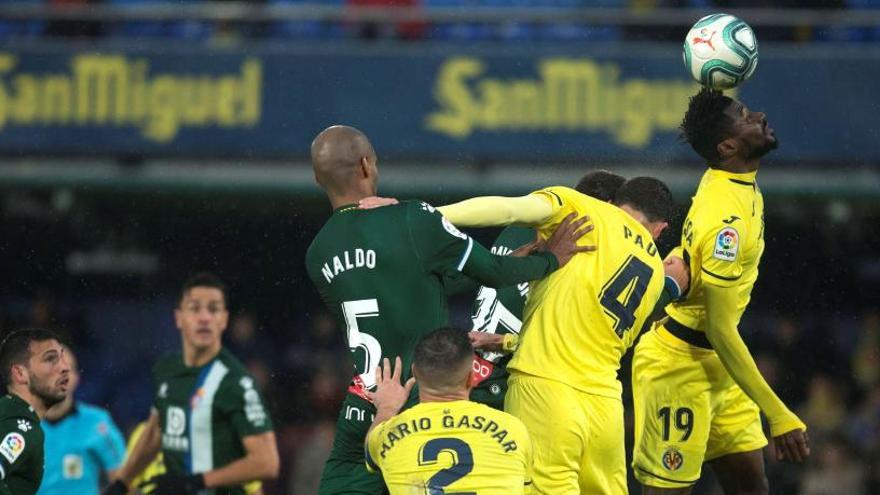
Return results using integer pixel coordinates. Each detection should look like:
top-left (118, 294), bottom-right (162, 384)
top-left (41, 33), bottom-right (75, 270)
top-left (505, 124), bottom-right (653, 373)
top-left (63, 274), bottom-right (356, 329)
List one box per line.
top-left (10, 363), bottom-right (28, 385)
top-left (173, 308), bottom-right (184, 331)
top-left (717, 138), bottom-right (738, 159)
top-left (359, 156), bottom-right (372, 179)
top-left (650, 221), bottom-right (669, 240)
top-left (463, 366), bottom-right (475, 392)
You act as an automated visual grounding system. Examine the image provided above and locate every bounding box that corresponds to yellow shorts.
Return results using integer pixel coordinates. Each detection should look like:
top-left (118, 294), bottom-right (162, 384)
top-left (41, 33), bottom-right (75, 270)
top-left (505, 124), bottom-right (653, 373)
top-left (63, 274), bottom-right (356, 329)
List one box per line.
top-left (506, 373), bottom-right (626, 495)
top-left (631, 323), bottom-right (768, 489)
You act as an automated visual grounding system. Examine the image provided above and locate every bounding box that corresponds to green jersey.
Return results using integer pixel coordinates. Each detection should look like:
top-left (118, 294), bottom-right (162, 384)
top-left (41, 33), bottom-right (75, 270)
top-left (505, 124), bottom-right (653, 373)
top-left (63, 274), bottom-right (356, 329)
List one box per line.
top-left (0, 394), bottom-right (43, 495)
top-left (152, 349), bottom-right (273, 495)
top-left (469, 226), bottom-right (536, 410)
top-left (305, 201), bottom-right (557, 401)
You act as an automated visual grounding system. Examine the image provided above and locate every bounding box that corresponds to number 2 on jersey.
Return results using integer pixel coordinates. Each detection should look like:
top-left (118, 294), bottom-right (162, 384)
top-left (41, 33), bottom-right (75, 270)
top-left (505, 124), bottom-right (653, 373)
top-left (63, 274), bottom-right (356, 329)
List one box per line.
top-left (419, 438), bottom-right (475, 495)
top-left (342, 299), bottom-right (383, 389)
top-left (600, 255), bottom-right (654, 337)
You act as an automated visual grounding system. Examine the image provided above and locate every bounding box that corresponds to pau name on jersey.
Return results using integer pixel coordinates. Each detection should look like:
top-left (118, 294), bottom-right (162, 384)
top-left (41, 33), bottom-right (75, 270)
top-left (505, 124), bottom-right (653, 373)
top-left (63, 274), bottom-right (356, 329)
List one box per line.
top-left (622, 224), bottom-right (659, 257)
top-left (319, 248), bottom-right (377, 284)
top-left (377, 412), bottom-right (519, 460)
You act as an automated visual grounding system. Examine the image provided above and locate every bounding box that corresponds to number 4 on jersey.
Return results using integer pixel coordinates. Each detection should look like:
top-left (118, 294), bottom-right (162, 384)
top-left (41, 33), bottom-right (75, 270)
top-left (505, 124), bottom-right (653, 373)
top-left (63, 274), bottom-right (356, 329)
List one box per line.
top-left (342, 299), bottom-right (383, 389)
top-left (600, 256), bottom-right (653, 337)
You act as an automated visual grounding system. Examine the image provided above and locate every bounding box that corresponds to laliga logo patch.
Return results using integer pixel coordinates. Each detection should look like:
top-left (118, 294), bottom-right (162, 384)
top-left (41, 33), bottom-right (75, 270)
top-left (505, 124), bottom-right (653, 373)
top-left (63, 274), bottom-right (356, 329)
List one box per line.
top-left (0, 433), bottom-right (25, 463)
top-left (662, 447), bottom-right (684, 471)
top-left (442, 217), bottom-right (469, 241)
top-left (713, 227), bottom-right (739, 261)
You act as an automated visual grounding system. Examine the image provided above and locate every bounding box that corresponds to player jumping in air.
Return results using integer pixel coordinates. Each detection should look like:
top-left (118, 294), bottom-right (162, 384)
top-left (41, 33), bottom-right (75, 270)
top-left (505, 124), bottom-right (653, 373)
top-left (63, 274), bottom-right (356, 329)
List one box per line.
top-left (467, 170), bottom-right (627, 410)
top-left (437, 176), bottom-right (689, 494)
top-left (631, 88), bottom-right (809, 495)
top-left (305, 125), bottom-right (591, 494)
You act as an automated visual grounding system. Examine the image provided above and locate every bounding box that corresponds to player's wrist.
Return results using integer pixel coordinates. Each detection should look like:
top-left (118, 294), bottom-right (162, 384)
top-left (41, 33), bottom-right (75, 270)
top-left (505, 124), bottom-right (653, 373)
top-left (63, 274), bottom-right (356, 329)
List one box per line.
top-left (533, 250), bottom-right (559, 272)
top-left (768, 413), bottom-right (806, 437)
top-left (664, 275), bottom-right (683, 300)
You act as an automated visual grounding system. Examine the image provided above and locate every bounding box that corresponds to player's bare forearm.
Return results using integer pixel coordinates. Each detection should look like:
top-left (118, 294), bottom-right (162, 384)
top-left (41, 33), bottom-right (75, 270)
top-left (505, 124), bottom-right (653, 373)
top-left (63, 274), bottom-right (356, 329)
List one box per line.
top-left (703, 283), bottom-right (806, 439)
top-left (116, 412), bottom-right (162, 485)
top-left (202, 432), bottom-right (280, 487)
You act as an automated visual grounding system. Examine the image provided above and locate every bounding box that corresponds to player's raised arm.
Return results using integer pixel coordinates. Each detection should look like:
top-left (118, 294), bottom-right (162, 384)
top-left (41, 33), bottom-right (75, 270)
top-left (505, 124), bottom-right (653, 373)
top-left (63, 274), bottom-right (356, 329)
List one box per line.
top-left (407, 202), bottom-right (591, 289)
top-left (438, 194), bottom-right (554, 228)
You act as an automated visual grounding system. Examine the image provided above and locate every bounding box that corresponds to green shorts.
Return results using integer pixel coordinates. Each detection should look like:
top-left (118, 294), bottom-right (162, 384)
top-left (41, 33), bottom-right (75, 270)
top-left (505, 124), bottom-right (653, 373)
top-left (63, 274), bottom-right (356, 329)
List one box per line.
top-left (318, 393), bottom-right (388, 495)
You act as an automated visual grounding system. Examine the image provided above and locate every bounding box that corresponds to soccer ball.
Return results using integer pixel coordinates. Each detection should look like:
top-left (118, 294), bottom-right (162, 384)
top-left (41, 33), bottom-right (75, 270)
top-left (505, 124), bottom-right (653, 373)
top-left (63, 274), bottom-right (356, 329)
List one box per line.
top-left (683, 13), bottom-right (758, 90)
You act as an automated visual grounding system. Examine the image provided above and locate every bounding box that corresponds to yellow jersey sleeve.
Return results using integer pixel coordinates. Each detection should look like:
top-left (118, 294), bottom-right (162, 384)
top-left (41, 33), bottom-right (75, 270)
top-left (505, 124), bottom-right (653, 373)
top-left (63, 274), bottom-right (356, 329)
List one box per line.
top-left (364, 421), bottom-right (388, 473)
top-left (438, 195), bottom-right (554, 227)
top-left (693, 213), bottom-right (746, 288)
top-left (528, 186), bottom-right (578, 228)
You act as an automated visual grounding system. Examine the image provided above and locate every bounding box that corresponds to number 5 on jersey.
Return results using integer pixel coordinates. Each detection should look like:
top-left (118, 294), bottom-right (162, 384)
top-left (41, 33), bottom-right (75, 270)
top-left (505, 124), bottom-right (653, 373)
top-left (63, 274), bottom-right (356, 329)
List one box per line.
top-left (342, 299), bottom-right (383, 389)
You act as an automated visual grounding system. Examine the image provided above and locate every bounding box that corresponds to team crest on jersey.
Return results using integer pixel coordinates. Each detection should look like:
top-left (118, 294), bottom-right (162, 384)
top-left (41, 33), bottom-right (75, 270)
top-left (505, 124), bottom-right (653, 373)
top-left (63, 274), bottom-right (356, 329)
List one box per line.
top-left (662, 447), bottom-right (684, 471)
top-left (713, 227), bottom-right (739, 261)
top-left (63, 454), bottom-right (84, 479)
top-left (0, 433), bottom-right (25, 463)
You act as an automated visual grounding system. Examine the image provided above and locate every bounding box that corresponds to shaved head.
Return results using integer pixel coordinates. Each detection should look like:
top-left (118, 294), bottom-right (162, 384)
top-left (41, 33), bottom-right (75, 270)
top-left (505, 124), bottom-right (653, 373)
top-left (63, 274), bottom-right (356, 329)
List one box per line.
top-left (311, 125), bottom-right (378, 197)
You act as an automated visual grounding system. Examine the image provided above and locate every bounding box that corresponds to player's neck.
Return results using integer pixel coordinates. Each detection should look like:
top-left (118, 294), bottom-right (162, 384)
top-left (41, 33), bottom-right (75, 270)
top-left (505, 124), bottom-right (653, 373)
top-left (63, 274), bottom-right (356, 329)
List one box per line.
top-left (44, 396), bottom-right (74, 422)
top-left (183, 344), bottom-right (222, 368)
top-left (717, 159), bottom-right (759, 174)
top-left (8, 387), bottom-right (48, 419)
top-left (328, 184), bottom-right (377, 210)
top-left (418, 389), bottom-right (470, 403)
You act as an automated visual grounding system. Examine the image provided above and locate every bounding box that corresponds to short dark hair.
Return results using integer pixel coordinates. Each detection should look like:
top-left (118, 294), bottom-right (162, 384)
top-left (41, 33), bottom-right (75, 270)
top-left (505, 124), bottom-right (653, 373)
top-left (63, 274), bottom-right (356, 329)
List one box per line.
top-left (0, 329), bottom-right (62, 386)
top-left (574, 170), bottom-right (626, 203)
top-left (680, 87), bottom-right (736, 163)
top-left (614, 177), bottom-right (675, 223)
top-left (412, 328), bottom-right (473, 389)
top-left (180, 272), bottom-right (227, 306)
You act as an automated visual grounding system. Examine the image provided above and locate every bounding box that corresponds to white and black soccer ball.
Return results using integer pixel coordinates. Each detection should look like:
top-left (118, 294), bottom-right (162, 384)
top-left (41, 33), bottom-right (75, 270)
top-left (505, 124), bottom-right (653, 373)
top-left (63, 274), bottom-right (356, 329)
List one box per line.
top-left (683, 13), bottom-right (759, 90)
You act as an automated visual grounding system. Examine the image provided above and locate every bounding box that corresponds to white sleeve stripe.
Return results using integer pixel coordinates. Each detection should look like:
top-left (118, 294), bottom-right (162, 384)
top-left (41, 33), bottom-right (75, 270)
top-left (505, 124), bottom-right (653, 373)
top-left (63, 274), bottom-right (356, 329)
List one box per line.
top-left (0, 460), bottom-right (6, 480)
top-left (456, 237), bottom-right (474, 272)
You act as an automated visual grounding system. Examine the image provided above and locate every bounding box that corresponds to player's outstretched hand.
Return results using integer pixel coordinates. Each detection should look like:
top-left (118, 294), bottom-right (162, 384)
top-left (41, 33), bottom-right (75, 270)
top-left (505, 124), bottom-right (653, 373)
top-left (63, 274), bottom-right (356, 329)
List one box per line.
top-left (367, 357), bottom-right (416, 417)
top-left (664, 255), bottom-right (690, 295)
top-left (358, 196), bottom-right (399, 209)
top-left (100, 480), bottom-right (128, 495)
top-left (139, 473), bottom-right (205, 495)
top-left (469, 331), bottom-right (505, 352)
top-left (774, 428), bottom-right (810, 463)
top-left (542, 213), bottom-right (596, 267)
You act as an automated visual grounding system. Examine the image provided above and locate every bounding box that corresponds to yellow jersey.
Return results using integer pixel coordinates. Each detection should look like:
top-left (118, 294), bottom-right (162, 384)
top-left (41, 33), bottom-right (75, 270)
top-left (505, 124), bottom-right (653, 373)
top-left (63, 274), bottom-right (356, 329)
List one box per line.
top-left (507, 186), bottom-right (666, 399)
top-left (666, 168), bottom-right (764, 332)
top-left (365, 400), bottom-right (532, 495)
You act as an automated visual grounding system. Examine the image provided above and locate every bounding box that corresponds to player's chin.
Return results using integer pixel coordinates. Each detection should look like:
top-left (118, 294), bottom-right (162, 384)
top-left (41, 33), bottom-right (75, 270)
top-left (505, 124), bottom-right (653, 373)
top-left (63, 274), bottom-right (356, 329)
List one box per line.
top-left (193, 333), bottom-right (220, 348)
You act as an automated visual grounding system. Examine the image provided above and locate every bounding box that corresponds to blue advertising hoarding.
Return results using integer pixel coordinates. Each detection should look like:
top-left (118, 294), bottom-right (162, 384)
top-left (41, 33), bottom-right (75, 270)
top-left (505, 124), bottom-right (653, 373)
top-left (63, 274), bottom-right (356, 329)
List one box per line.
top-left (0, 42), bottom-right (875, 164)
